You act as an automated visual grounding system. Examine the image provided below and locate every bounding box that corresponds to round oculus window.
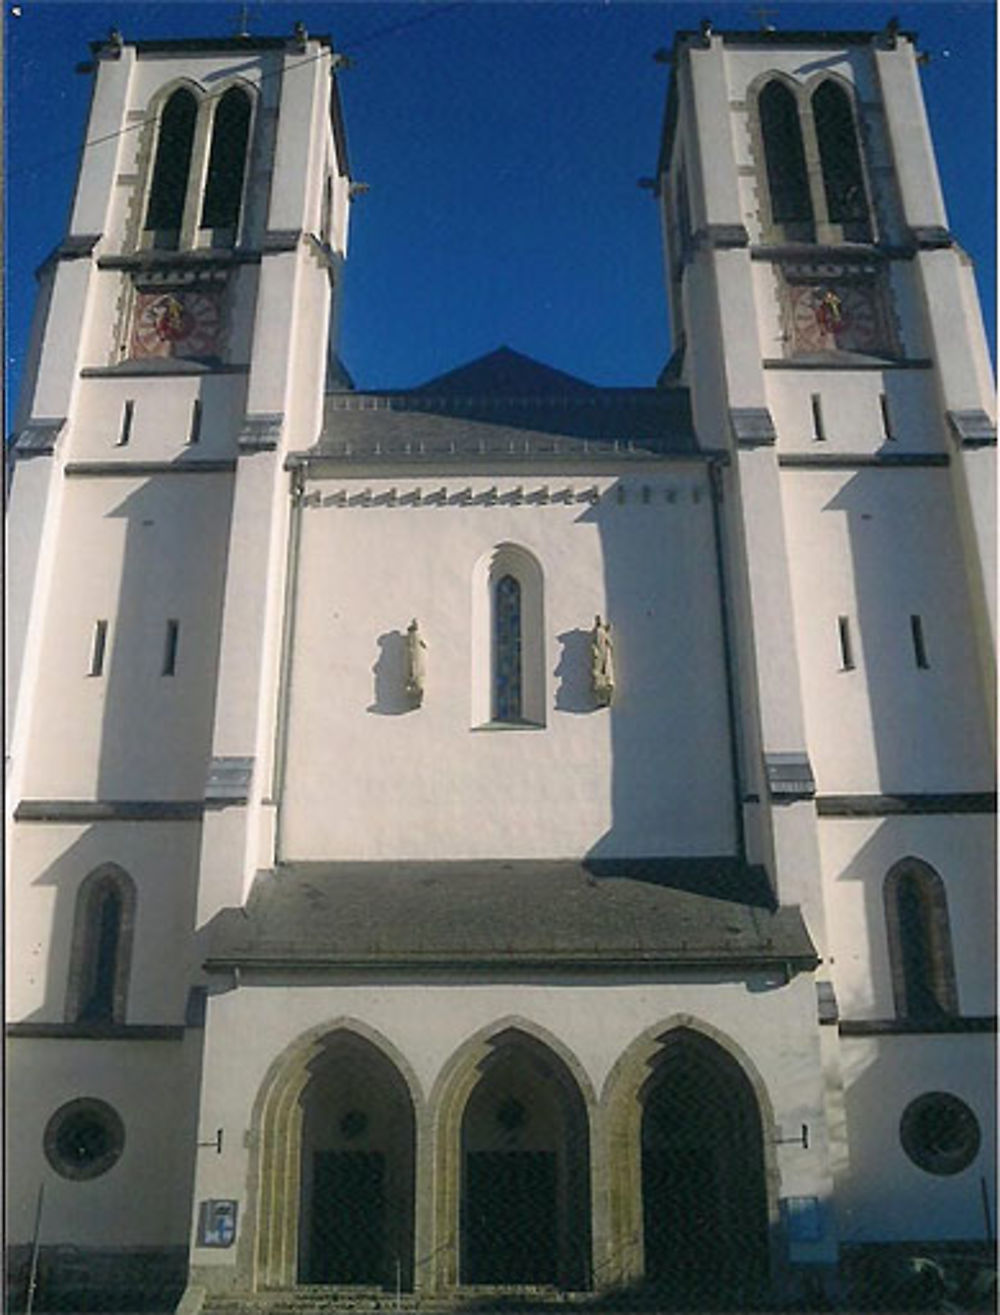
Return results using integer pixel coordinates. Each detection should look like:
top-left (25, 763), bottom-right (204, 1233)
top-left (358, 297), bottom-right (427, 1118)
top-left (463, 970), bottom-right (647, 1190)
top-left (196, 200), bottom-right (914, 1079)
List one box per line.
top-left (44, 1098), bottom-right (125, 1180)
top-left (900, 1092), bottom-right (980, 1176)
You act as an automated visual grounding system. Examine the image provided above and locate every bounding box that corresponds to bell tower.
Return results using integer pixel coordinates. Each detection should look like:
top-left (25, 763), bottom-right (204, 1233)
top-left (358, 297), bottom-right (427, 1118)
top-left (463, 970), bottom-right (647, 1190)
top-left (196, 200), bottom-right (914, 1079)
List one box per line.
top-left (5, 25), bottom-right (352, 1299)
top-left (657, 20), bottom-right (995, 1250)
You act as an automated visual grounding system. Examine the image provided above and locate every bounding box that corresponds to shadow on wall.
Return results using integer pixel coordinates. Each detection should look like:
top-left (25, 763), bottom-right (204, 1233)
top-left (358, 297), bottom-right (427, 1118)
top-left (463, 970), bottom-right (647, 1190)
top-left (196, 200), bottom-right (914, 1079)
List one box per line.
top-left (368, 629), bottom-right (419, 715)
top-left (573, 477), bottom-right (740, 864)
top-left (23, 822), bottom-right (208, 1026)
top-left (94, 465), bottom-right (234, 800)
top-left (21, 452), bottom-right (235, 1026)
top-left (836, 1029), bottom-right (995, 1251)
top-left (554, 628), bottom-right (594, 714)
top-left (822, 462), bottom-right (994, 793)
top-left (832, 818), bottom-right (902, 1018)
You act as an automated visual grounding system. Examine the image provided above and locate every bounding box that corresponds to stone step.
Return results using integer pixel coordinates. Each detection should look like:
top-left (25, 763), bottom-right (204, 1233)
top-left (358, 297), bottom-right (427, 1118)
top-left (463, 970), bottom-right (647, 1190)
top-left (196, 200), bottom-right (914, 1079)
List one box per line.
top-left (203, 1286), bottom-right (587, 1315)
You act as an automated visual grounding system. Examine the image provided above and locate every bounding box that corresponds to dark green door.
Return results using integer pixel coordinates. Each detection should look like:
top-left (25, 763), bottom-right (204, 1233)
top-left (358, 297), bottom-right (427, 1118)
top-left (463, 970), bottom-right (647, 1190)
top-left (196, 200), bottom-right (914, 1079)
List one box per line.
top-left (464, 1150), bottom-right (557, 1284)
top-left (309, 1151), bottom-right (385, 1284)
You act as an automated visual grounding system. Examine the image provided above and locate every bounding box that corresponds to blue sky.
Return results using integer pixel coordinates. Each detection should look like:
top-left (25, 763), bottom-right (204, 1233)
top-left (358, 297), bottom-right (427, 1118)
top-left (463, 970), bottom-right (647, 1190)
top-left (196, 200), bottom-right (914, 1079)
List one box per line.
top-left (6, 1), bottom-right (996, 409)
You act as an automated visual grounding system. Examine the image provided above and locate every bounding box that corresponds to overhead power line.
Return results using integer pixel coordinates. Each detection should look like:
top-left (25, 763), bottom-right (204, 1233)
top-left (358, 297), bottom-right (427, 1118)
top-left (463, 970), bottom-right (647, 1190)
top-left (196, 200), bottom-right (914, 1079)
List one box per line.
top-left (8, 2), bottom-right (467, 185)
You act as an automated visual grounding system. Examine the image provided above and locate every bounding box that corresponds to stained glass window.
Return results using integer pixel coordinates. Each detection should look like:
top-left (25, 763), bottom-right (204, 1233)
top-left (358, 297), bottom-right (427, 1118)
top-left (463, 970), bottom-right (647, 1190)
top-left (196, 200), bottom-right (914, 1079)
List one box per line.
top-left (494, 574), bottom-right (523, 722)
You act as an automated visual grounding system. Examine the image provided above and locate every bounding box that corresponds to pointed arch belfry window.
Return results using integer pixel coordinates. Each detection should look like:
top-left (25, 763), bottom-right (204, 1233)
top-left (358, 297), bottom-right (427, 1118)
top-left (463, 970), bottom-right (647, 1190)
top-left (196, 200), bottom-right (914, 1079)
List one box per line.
top-left (65, 865), bottom-right (136, 1025)
top-left (759, 80), bottom-right (813, 234)
top-left (144, 88), bottom-right (197, 240)
top-left (201, 86), bottom-right (252, 233)
top-left (884, 859), bottom-right (958, 1019)
top-left (813, 80), bottom-right (871, 239)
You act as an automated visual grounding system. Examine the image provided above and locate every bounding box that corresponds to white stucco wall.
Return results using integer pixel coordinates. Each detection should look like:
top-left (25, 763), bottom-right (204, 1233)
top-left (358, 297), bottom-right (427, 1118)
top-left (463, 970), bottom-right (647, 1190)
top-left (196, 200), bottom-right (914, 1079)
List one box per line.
top-left (6, 1035), bottom-right (203, 1246)
top-left (6, 821), bottom-right (205, 1024)
top-left (780, 467), bottom-right (994, 794)
top-left (836, 1033), bottom-right (995, 1243)
top-left (20, 474), bottom-right (234, 801)
top-left (280, 469), bottom-right (737, 860)
top-left (818, 815), bottom-right (995, 1020)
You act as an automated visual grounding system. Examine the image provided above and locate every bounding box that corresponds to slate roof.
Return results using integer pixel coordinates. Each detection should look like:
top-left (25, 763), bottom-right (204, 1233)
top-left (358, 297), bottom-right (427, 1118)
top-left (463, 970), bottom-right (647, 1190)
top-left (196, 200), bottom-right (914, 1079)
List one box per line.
top-left (307, 348), bottom-right (701, 467)
top-left (204, 858), bottom-right (818, 974)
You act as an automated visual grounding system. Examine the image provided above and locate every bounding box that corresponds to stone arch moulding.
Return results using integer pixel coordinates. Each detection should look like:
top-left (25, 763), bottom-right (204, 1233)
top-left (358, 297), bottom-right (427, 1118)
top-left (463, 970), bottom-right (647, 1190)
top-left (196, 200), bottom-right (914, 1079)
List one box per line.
top-left (241, 1017), bottom-right (425, 1293)
top-left (428, 1016), bottom-right (598, 1294)
top-left (470, 542), bottom-right (546, 727)
top-left (598, 1014), bottom-right (781, 1293)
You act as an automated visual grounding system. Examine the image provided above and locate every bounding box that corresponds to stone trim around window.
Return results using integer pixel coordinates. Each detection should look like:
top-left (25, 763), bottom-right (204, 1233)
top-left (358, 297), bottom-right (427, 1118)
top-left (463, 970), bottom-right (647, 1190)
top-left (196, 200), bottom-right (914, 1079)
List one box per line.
top-left (63, 864), bottom-right (137, 1026)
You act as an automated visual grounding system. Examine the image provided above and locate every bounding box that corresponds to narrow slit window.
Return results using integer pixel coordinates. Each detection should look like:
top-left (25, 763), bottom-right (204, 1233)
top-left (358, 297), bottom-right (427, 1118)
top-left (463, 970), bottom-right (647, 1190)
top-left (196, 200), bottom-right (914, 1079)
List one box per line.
top-left (162, 620), bottom-right (180, 676)
top-left (837, 616), bottom-right (854, 671)
top-left (90, 620), bottom-right (108, 677)
top-left (811, 394), bottom-right (826, 442)
top-left (911, 614), bottom-right (929, 669)
top-left (188, 399), bottom-right (202, 445)
top-left (117, 400), bottom-right (134, 447)
top-left (879, 393), bottom-right (895, 441)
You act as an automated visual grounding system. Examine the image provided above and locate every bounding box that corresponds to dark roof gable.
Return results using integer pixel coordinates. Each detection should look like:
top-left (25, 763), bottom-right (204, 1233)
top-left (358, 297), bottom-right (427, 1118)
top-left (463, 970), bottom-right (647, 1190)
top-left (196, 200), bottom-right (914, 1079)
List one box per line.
top-left (413, 347), bottom-right (599, 397)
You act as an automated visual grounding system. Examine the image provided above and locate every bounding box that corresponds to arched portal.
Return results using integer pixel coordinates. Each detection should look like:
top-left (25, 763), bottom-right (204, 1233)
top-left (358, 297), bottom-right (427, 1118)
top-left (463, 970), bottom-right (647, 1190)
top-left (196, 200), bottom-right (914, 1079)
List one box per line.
top-left (639, 1030), bottom-right (769, 1307)
top-left (250, 1023), bottom-right (420, 1292)
top-left (445, 1027), bottom-right (591, 1290)
top-left (298, 1033), bottom-right (416, 1287)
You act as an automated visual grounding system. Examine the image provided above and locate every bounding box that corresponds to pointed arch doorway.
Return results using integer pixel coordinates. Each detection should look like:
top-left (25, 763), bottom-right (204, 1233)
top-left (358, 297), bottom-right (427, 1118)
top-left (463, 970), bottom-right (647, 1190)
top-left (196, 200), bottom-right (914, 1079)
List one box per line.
top-left (456, 1030), bottom-right (592, 1289)
top-left (298, 1032), bottom-right (416, 1287)
top-left (640, 1029), bottom-right (769, 1307)
top-left (249, 1023), bottom-right (420, 1292)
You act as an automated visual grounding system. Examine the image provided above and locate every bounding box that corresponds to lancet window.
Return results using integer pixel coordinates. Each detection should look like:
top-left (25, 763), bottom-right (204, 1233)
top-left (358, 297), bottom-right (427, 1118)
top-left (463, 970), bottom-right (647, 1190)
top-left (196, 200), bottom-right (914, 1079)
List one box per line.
top-left (143, 81), bottom-right (254, 250)
top-left (756, 75), bottom-right (873, 243)
top-left (884, 859), bottom-right (958, 1019)
top-left (65, 865), bottom-right (136, 1025)
top-left (493, 575), bottom-right (523, 722)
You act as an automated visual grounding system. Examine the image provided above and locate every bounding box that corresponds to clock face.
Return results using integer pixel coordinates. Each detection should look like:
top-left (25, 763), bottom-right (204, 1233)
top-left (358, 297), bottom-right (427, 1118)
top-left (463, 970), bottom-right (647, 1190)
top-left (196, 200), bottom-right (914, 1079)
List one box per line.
top-left (131, 290), bottom-right (222, 359)
top-left (789, 283), bottom-right (882, 355)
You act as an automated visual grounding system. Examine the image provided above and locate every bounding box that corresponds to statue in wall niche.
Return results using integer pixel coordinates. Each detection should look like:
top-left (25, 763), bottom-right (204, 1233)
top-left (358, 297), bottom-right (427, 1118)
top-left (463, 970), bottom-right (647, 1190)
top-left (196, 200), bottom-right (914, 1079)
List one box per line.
top-left (405, 619), bottom-right (427, 704)
top-left (591, 615), bottom-right (614, 706)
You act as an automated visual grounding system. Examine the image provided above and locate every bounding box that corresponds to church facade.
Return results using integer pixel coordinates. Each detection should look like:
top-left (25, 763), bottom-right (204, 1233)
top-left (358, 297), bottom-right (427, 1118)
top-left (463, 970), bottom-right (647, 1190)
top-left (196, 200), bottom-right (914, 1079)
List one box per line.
top-left (6, 20), bottom-right (995, 1312)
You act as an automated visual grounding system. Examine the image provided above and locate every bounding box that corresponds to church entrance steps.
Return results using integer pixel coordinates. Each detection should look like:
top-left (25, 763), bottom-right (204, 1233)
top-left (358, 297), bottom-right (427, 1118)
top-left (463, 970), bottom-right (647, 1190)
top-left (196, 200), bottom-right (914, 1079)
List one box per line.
top-left (201, 1287), bottom-right (593, 1315)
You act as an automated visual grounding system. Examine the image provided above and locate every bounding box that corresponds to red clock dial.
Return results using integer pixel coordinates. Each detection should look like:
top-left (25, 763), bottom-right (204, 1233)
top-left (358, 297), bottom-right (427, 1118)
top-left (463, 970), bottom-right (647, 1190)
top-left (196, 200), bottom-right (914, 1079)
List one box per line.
top-left (790, 284), bottom-right (881, 355)
top-left (132, 291), bottom-right (222, 359)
